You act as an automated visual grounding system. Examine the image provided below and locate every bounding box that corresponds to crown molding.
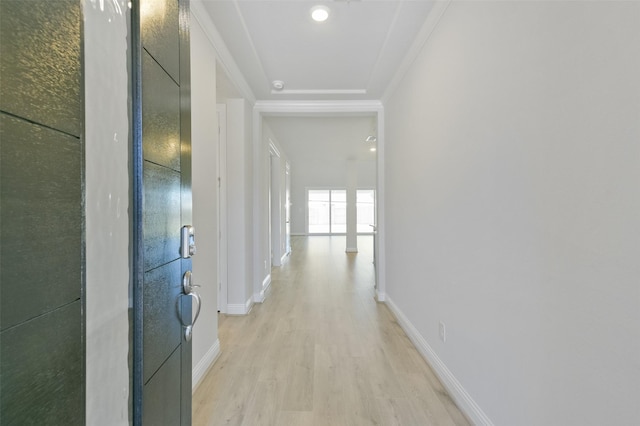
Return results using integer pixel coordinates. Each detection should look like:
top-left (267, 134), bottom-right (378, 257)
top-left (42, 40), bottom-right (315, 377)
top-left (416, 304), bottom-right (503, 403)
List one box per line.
top-left (271, 89), bottom-right (367, 96)
top-left (254, 100), bottom-right (383, 116)
top-left (381, 0), bottom-right (452, 104)
top-left (191, 0), bottom-right (257, 104)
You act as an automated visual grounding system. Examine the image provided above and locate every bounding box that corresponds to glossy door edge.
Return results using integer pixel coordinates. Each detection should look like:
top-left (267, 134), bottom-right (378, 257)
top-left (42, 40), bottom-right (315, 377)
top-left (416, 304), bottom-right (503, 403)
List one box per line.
top-left (131, 0), bottom-right (144, 424)
top-left (80, 1), bottom-right (87, 422)
top-left (178, 2), bottom-right (192, 424)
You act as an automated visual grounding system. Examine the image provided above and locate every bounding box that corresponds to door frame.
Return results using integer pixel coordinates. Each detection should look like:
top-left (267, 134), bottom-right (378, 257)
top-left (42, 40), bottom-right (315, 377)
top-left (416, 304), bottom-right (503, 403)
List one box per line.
top-left (253, 102), bottom-right (385, 301)
top-left (269, 142), bottom-right (282, 267)
top-left (216, 104), bottom-right (228, 313)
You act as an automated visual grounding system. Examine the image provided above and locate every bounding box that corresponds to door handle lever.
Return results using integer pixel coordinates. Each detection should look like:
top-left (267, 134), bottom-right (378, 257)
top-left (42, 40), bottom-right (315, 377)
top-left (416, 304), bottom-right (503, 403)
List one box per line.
top-left (181, 270), bottom-right (202, 342)
top-left (182, 270), bottom-right (196, 294)
top-left (182, 292), bottom-right (201, 342)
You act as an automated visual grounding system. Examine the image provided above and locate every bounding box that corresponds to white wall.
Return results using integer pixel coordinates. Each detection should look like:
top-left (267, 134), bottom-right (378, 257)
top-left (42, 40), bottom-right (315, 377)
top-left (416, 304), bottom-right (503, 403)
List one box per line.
top-left (290, 159), bottom-right (375, 235)
top-left (385, 2), bottom-right (640, 425)
top-left (190, 13), bottom-right (220, 388)
top-left (84, 1), bottom-right (130, 423)
top-left (254, 115), bottom-right (272, 300)
top-left (244, 101), bottom-right (255, 302)
top-left (226, 98), bottom-right (254, 312)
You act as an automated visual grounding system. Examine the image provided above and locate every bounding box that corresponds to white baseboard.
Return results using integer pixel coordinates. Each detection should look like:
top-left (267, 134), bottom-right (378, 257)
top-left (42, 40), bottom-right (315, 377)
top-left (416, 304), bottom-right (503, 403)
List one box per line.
top-left (226, 303), bottom-right (246, 315)
top-left (385, 297), bottom-right (494, 426)
top-left (192, 339), bottom-right (221, 393)
top-left (227, 296), bottom-right (254, 315)
top-left (345, 247), bottom-right (358, 253)
top-left (280, 252), bottom-right (289, 264)
top-left (375, 290), bottom-right (386, 302)
top-left (254, 274), bottom-right (272, 303)
top-left (290, 232), bottom-right (307, 236)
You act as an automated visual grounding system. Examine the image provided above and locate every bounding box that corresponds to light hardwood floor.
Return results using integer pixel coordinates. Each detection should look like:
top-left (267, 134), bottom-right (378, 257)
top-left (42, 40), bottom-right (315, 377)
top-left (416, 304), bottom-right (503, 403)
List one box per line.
top-left (193, 236), bottom-right (471, 426)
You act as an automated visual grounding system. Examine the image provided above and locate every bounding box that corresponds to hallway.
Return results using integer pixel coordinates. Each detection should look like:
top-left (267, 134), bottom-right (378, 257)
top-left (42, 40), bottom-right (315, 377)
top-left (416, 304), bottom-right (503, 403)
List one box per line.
top-left (193, 236), bottom-right (470, 426)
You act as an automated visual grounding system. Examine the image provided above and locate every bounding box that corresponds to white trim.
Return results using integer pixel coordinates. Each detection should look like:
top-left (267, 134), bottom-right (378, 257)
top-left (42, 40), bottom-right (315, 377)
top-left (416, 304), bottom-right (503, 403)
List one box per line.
top-left (227, 296), bottom-right (254, 315)
top-left (252, 108), bottom-right (263, 307)
top-left (192, 339), bottom-right (221, 393)
top-left (381, 0), bottom-right (452, 104)
top-left (254, 273), bottom-right (272, 303)
top-left (254, 100), bottom-right (383, 116)
top-left (231, 0), bottom-right (270, 95)
top-left (375, 290), bottom-right (386, 302)
top-left (271, 89), bottom-right (367, 95)
top-left (280, 252), bottom-right (289, 264)
top-left (345, 247), bottom-right (358, 253)
top-left (226, 304), bottom-right (246, 315)
top-left (190, 0), bottom-right (256, 104)
top-left (268, 138), bottom-right (281, 157)
top-left (262, 273), bottom-right (271, 291)
top-left (216, 104), bottom-right (228, 314)
top-left (375, 107), bottom-right (385, 300)
top-left (364, 0), bottom-right (403, 90)
top-left (385, 297), bottom-right (494, 426)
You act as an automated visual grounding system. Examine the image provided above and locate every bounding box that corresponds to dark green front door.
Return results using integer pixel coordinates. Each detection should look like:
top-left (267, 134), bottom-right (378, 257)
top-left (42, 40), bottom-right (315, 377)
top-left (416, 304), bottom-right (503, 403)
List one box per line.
top-left (133, 0), bottom-right (193, 424)
top-left (0, 0), bottom-right (84, 424)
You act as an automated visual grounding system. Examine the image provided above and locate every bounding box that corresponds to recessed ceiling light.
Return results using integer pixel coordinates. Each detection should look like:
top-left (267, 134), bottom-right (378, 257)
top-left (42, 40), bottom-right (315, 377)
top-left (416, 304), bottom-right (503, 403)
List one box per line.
top-left (370, 147), bottom-right (377, 152)
top-left (311, 5), bottom-right (329, 22)
top-left (365, 136), bottom-right (377, 143)
top-left (272, 80), bottom-right (285, 91)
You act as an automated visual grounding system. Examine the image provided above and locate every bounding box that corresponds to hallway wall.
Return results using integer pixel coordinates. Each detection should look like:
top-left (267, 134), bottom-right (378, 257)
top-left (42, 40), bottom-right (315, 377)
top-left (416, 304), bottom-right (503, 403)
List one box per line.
top-left (384, 2), bottom-right (640, 425)
top-left (191, 13), bottom-right (220, 388)
top-left (289, 159), bottom-right (376, 235)
top-left (226, 98), bottom-right (255, 312)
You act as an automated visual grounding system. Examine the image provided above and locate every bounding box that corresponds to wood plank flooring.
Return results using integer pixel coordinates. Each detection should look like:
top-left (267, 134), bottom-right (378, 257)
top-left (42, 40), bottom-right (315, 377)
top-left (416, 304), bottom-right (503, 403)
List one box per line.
top-left (193, 236), bottom-right (471, 426)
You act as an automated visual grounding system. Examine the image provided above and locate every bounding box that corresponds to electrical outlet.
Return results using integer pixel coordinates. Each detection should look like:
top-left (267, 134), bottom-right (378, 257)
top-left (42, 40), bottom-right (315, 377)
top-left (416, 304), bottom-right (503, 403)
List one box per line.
top-left (439, 321), bottom-right (446, 343)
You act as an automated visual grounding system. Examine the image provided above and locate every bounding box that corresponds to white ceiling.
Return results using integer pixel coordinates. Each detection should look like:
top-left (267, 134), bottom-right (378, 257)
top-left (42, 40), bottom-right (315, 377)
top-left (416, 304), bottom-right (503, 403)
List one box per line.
top-left (264, 115), bottom-right (377, 162)
top-left (201, 0), bottom-right (436, 101)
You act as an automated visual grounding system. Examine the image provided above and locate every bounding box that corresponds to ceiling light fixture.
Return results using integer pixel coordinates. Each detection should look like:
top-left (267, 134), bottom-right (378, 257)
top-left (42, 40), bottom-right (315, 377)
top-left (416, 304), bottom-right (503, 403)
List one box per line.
top-left (272, 80), bottom-right (285, 91)
top-left (365, 135), bottom-right (377, 143)
top-left (370, 147), bottom-right (377, 152)
top-left (311, 5), bottom-right (330, 22)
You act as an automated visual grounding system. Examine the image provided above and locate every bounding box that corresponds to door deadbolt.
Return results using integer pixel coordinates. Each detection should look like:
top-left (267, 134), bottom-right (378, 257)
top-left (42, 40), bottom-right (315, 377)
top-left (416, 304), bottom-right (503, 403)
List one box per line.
top-left (180, 225), bottom-right (196, 258)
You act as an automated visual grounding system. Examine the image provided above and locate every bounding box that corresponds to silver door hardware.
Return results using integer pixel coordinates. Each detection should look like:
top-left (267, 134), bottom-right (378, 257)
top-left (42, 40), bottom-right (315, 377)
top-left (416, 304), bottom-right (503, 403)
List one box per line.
top-left (180, 225), bottom-right (196, 258)
top-left (182, 270), bottom-right (201, 294)
top-left (181, 270), bottom-right (202, 342)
